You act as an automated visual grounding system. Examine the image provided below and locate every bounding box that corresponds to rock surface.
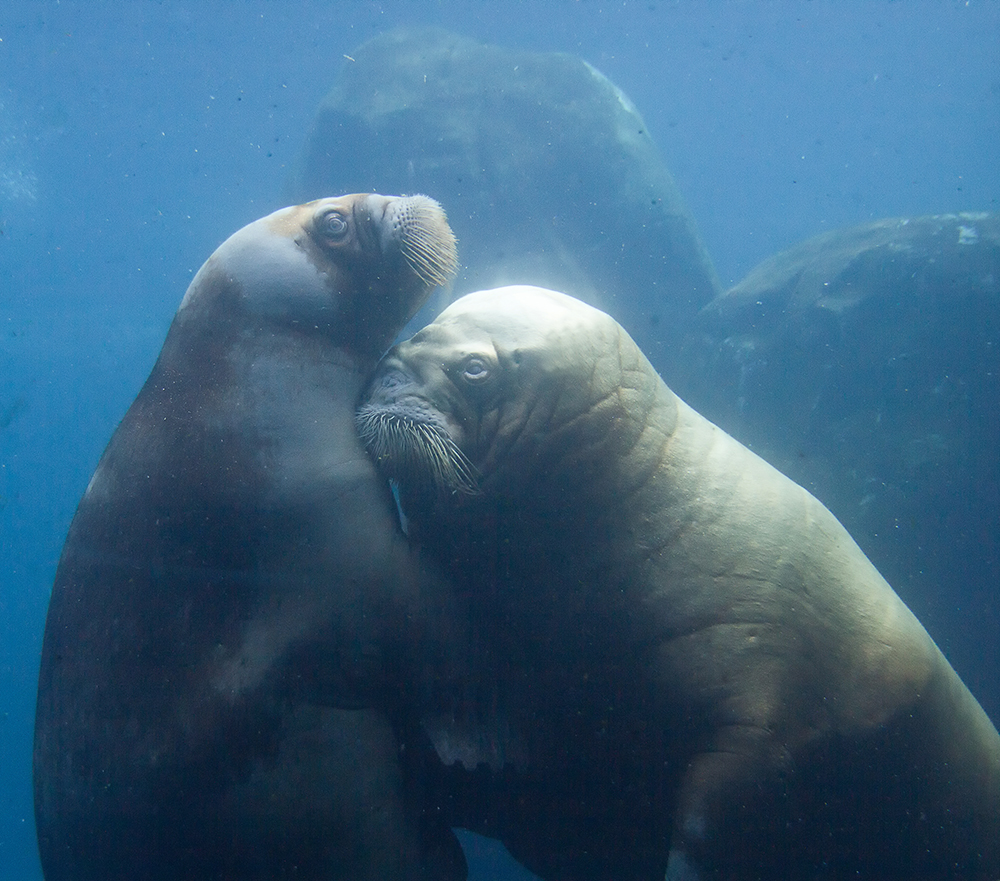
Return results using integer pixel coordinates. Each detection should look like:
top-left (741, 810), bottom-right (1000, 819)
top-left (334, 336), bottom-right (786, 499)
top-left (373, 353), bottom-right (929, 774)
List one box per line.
top-left (293, 27), bottom-right (720, 368)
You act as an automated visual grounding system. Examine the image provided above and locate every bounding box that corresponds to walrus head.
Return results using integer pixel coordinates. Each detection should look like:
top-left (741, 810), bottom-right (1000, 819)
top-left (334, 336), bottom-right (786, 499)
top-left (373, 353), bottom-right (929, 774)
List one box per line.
top-left (358, 284), bottom-right (666, 504)
top-left (177, 193), bottom-right (457, 363)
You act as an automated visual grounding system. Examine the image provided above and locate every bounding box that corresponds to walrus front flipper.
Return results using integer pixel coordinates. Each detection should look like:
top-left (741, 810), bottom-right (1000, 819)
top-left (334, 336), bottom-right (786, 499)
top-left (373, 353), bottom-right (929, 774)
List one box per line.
top-left (666, 667), bottom-right (1000, 880)
top-left (213, 705), bottom-right (467, 881)
top-left (665, 723), bottom-right (790, 881)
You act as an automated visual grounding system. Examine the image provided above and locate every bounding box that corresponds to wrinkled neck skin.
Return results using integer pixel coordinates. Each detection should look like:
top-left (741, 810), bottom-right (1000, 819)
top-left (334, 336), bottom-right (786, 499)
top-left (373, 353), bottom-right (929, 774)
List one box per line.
top-left (408, 320), bottom-right (942, 737)
top-left (405, 325), bottom-right (685, 771)
top-left (406, 325), bottom-right (683, 653)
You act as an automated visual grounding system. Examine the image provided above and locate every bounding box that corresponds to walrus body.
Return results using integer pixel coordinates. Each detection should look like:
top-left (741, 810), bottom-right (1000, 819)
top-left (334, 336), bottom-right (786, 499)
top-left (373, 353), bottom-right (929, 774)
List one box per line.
top-left (34, 195), bottom-right (463, 880)
top-left (359, 285), bottom-right (1000, 880)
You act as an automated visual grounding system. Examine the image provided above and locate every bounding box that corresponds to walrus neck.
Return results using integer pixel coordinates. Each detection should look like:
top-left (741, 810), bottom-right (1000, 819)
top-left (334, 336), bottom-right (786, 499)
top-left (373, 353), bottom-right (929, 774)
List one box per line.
top-left (480, 372), bottom-right (682, 565)
top-left (176, 256), bottom-right (423, 370)
top-left (166, 285), bottom-right (381, 381)
top-left (415, 378), bottom-right (685, 654)
top-left (531, 362), bottom-right (679, 505)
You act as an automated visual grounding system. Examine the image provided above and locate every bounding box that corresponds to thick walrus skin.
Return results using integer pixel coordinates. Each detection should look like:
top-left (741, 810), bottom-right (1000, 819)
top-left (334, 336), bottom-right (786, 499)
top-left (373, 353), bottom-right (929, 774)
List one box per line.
top-left (360, 284), bottom-right (1000, 881)
top-left (34, 195), bottom-right (465, 881)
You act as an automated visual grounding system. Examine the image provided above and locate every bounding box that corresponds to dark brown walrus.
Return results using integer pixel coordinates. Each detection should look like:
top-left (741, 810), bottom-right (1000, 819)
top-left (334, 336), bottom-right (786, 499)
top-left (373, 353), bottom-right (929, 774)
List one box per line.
top-left (34, 195), bottom-right (464, 880)
top-left (359, 284), bottom-right (1000, 880)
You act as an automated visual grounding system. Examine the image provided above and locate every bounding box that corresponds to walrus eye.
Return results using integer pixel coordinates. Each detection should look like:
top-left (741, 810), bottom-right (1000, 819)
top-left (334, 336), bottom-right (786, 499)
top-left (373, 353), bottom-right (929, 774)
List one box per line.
top-left (460, 356), bottom-right (491, 385)
top-left (317, 210), bottom-right (350, 243)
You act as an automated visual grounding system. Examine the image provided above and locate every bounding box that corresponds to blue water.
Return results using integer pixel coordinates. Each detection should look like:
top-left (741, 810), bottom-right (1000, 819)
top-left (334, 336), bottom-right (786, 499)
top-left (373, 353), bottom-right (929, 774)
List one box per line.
top-left (2, 2), bottom-right (997, 878)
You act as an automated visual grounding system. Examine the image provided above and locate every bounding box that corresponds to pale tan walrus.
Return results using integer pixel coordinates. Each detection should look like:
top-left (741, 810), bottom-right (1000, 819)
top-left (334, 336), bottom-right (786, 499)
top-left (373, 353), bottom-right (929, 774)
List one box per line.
top-left (359, 284), bottom-right (1000, 880)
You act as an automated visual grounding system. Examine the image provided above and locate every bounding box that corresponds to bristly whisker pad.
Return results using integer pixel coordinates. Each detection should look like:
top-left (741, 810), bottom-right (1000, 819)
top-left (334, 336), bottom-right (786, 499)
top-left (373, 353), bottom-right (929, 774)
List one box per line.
top-left (356, 405), bottom-right (479, 496)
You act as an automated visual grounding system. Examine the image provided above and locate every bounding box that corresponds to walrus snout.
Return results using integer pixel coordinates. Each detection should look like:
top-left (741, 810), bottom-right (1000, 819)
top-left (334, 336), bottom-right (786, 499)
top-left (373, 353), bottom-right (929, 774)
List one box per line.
top-left (368, 363), bottom-right (414, 398)
top-left (356, 369), bottom-right (479, 498)
top-left (380, 194), bottom-right (458, 289)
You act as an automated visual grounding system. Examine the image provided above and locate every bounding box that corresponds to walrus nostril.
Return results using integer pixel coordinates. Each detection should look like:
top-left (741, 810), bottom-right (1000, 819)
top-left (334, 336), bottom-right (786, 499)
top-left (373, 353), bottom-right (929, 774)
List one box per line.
top-left (377, 370), bottom-right (410, 393)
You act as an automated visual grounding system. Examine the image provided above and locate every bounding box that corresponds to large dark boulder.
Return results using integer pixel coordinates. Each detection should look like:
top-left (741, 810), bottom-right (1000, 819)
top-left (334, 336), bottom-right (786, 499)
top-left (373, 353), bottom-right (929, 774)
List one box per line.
top-left (293, 27), bottom-right (720, 369)
top-left (673, 213), bottom-right (1000, 718)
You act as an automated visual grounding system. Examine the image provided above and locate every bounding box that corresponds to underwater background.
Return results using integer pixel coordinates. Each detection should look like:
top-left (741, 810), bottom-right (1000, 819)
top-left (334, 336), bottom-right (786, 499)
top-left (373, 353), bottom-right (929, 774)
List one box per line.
top-left (2, 2), bottom-right (998, 878)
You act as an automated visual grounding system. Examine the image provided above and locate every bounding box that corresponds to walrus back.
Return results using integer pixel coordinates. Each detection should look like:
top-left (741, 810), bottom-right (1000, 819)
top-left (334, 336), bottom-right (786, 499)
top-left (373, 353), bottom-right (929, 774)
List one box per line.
top-left (659, 394), bottom-right (1000, 877)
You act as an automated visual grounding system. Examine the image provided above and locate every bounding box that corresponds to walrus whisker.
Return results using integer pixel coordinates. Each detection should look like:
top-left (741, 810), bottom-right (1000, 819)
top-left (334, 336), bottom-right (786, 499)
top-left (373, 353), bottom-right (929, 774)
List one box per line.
top-left (356, 406), bottom-right (478, 496)
top-left (403, 233), bottom-right (453, 260)
top-left (401, 250), bottom-right (453, 288)
top-left (401, 252), bottom-right (450, 289)
top-left (399, 235), bottom-right (459, 288)
top-left (395, 200), bottom-right (459, 289)
top-left (419, 424), bottom-right (478, 494)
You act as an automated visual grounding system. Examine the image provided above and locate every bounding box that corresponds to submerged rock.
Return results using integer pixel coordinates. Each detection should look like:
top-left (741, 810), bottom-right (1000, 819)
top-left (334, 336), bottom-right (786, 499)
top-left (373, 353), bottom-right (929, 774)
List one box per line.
top-left (673, 213), bottom-right (1000, 717)
top-left (293, 27), bottom-right (720, 368)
